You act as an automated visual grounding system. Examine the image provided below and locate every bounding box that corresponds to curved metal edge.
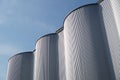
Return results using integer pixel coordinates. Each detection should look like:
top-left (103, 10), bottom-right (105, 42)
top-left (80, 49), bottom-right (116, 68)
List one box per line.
top-left (35, 33), bottom-right (57, 45)
top-left (55, 27), bottom-right (64, 33)
top-left (36, 4), bottom-right (100, 42)
top-left (8, 2), bottom-right (103, 63)
top-left (57, 3), bottom-right (103, 32)
top-left (33, 49), bottom-right (36, 53)
top-left (97, 0), bottom-right (104, 3)
top-left (63, 3), bottom-right (99, 26)
top-left (8, 51), bottom-right (33, 62)
top-left (55, 27), bottom-right (64, 34)
top-left (35, 3), bottom-right (100, 49)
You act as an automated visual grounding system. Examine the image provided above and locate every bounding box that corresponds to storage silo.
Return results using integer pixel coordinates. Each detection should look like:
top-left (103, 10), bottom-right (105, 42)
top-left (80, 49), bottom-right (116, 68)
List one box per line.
top-left (63, 3), bottom-right (112, 80)
top-left (56, 27), bottom-right (66, 80)
top-left (34, 33), bottom-right (59, 80)
top-left (100, 0), bottom-right (120, 79)
top-left (7, 52), bottom-right (34, 80)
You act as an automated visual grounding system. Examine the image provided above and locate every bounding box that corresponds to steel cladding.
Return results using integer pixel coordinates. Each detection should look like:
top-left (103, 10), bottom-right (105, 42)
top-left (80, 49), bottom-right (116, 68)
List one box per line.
top-left (7, 52), bottom-right (34, 80)
top-left (100, 0), bottom-right (120, 79)
top-left (34, 34), bottom-right (59, 80)
top-left (7, 0), bottom-right (120, 80)
top-left (58, 30), bottom-right (66, 80)
top-left (64, 4), bottom-right (111, 80)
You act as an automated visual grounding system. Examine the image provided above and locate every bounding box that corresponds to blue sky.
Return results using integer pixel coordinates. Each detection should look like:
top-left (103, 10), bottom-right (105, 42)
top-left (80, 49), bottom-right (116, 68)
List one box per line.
top-left (0, 0), bottom-right (97, 79)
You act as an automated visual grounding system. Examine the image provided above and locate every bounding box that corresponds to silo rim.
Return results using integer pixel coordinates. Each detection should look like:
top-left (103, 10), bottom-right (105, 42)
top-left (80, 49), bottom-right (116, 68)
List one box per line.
top-left (35, 33), bottom-right (57, 45)
top-left (55, 27), bottom-right (64, 33)
top-left (8, 51), bottom-right (33, 62)
top-left (63, 3), bottom-right (99, 26)
top-left (55, 3), bottom-right (99, 34)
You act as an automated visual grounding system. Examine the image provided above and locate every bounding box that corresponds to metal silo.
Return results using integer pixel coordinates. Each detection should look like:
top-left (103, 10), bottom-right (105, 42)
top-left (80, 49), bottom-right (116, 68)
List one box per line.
top-left (100, 0), bottom-right (120, 79)
top-left (63, 3), bottom-right (112, 80)
top-left (7, 52), bottom-right (34, 80)
top-left (34, 33), bottom-right (59, 80)
top-left (56, 27), bottom-right (66, 80)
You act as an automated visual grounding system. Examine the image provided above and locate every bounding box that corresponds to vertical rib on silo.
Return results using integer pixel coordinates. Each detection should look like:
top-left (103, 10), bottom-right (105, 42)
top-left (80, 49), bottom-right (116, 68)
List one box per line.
top-left (100, 0), bottom-right (120, 79)
top-left (7, 52), bottom-right (34, 80)
top-left (64, 4), bottom-right (112, 80)
top-left (34, 34), bottom-right (59, 80)
top-left (56, 28), bottom-right (66, 80)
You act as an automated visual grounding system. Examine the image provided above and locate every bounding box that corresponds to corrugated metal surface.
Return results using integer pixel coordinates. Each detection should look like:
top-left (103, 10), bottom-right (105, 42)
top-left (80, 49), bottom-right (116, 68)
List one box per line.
top-left (58, 31), bottom-right (66, 80)
top-left (6, 1), bottom-right (120, 80)
top-left (64, 4), bottom-right (111, 80)
top-left (100, 0), bottom-right (120, 79)
top-left (7, 52), bottom-right (34, 80)
top-left (34, 34), bottom-right (59, 80)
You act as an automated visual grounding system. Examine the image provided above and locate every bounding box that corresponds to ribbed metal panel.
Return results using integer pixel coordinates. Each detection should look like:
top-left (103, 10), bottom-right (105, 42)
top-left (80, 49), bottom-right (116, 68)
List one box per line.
top-left (100, 0), bottom-right (120, 79)
top-left (58, 31), bottom-right (66, 80)
top-left (34, 34), bottom-right (59, 80)
top-left (7, 52), bottom-right (34, 80)
top-left (6, 1), bottom-right (120, 80)
top-left (64, 4), bottom-right (112, 80)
